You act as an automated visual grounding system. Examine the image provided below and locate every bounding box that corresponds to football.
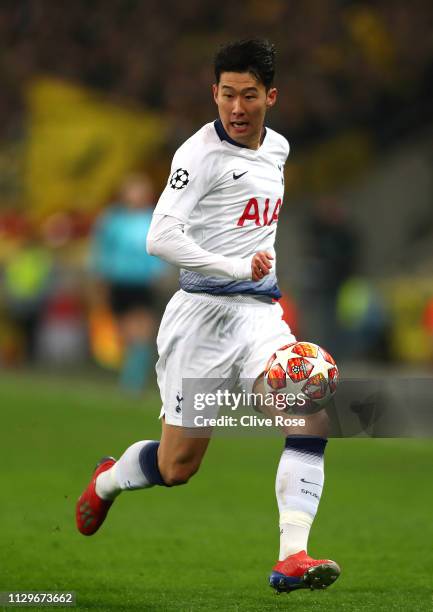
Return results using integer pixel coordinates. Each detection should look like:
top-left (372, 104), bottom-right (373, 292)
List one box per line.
top-left (264, 341), bottom-right (339, 414)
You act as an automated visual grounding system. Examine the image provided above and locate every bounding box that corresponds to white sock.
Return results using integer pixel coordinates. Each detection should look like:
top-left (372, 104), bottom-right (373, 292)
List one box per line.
top-left (276, 437), bottom-right (326, 560)
top-left (279, 521), bottom-right (311, 559)
top-left (96, 440), bottom-right (156, 500)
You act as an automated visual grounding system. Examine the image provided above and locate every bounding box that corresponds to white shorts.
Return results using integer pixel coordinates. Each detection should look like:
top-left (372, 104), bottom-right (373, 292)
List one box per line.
top-left (156, 290), bottom-right (296, 426)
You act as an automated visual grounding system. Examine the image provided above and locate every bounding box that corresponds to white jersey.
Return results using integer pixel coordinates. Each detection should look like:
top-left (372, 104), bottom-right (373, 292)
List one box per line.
top-left (154, 120), bottom-right (290, 298)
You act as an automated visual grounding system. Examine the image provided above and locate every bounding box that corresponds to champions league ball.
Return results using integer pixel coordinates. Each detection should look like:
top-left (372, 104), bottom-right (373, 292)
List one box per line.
top-left (264, 341), bottom-right (339, 414)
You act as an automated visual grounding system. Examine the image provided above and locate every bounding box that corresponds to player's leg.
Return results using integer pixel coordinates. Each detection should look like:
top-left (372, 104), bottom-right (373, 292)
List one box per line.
top-left (254, 385), bottom-right (339, 591)
top-left (270, 426), bottom-right (340, 592)
top-left (252, 373), bottom-right (338, 588)
top-left (99, 421), bottom-right (210, 489)
top-left (76, 290), bottom-right (239, 535)
top-left (242, 302), bottom-right (340, 592)
top-left (158, 421), bottom-right (211, 485)
top-left (75, 420), bottom-right (211, 536)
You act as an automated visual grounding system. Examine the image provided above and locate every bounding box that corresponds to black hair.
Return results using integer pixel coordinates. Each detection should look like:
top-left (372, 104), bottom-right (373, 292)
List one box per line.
top-left (214, 39), bottom-right (276, 89)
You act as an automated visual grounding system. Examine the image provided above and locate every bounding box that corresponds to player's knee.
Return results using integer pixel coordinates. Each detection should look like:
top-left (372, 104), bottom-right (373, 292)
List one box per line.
top-left (161, 461), bottom-right (200, 487)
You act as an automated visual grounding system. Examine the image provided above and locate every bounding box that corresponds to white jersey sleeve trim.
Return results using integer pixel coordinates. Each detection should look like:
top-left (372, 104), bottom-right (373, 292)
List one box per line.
top-left (147, 214), bottom-right (252, 281)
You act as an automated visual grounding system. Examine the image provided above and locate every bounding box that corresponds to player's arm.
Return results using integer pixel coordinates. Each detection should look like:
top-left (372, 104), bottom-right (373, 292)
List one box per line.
top-left (147, 215), bottom-right (273, 280)
top-left (147, 214), bottom-right (252, 280)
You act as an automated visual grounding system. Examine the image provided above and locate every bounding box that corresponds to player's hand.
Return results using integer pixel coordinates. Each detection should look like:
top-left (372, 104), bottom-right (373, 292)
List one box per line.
top-left (251, 251), bottom-right (273, 281)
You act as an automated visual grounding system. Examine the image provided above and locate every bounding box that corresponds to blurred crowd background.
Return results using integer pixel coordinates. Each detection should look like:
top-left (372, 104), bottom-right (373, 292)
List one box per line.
top-left (1, 0), bottom-right (433, 390)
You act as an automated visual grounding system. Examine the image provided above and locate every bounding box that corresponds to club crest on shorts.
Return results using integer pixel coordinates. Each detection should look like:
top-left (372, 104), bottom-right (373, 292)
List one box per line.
top-left (175, 392), bottom-right (183, 414)
top-left (170, 168), bottom-right (190, 190)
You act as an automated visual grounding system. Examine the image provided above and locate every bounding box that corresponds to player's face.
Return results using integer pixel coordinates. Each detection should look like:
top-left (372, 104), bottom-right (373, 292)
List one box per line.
top-left (213, 72), bottom-right (277, 150)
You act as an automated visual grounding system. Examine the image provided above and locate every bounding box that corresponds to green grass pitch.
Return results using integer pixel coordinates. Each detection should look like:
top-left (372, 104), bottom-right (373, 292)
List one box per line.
top-left (1, 371), bottom-right (432, 611)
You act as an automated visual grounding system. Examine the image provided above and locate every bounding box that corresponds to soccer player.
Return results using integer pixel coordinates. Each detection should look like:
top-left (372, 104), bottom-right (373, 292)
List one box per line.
top-left (76, 39), bottom-right (341, 594)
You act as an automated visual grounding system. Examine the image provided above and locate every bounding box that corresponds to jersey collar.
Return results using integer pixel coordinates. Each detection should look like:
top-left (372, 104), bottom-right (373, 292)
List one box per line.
top-left (214, 119), bottom-right (267, 149)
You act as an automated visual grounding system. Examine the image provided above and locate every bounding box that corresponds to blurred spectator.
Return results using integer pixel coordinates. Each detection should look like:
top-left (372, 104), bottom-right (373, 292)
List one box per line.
top-left (90, 174), bottom-right (168, 392)
top-left (336, 277), bottom-right (389, 361)
top-left (2, 234), bottom-right (54, 362)
top-left (37, 271), bottom-right (88, 366)
top-left (301, 197), bottom-right (359, 354)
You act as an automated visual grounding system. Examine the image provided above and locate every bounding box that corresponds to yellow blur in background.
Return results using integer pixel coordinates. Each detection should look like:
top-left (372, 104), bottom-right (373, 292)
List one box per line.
top-left (26, 79), bottom-right (166, 217)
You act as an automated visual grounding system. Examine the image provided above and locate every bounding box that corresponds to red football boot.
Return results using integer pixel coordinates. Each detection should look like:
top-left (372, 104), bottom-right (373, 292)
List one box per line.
top-left (76, 457), bottom-right (117, 536)
top-left (269, 550), bottom-right (340, 593)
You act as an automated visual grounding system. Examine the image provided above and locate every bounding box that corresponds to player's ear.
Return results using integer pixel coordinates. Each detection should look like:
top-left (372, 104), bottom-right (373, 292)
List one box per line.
top-left (212, 83), bottom-right (219, 105)
top-left (266, 87), bottom-right (278, 108)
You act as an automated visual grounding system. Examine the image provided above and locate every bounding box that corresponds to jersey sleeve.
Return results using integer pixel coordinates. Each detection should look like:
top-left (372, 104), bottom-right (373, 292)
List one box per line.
top-left (154, 139), bottom-right (219, 223)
